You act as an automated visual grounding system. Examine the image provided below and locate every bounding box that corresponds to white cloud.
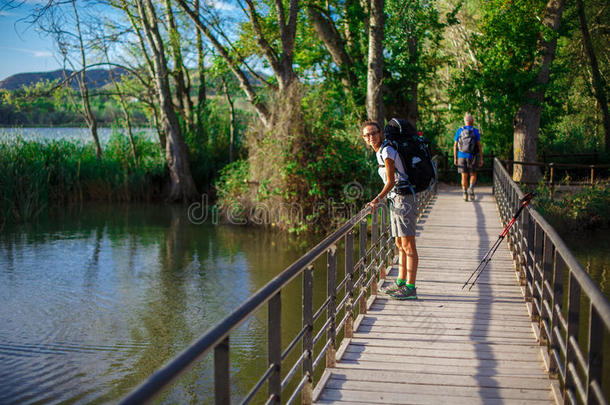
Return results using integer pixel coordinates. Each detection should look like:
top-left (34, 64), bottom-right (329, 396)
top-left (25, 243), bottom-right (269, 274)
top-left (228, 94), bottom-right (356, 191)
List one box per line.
top-left (204, 0), bottom-right (236, 11)
top-left (0, 11), bottom-right (15, 17)
top-left (0, 46), bottom-right (53, 58)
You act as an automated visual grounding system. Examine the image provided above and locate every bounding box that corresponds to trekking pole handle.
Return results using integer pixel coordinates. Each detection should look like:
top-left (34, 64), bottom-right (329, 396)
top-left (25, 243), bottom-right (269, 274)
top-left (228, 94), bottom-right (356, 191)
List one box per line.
top-left (520, 192), bottom-right (536, 205)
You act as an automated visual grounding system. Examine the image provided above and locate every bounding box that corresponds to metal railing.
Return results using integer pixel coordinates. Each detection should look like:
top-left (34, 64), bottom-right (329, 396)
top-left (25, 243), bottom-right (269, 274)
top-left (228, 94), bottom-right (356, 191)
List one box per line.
top-left (493, 158), bottom-right (610, 405)
top-left (120, 163), bottom-right (438, 404)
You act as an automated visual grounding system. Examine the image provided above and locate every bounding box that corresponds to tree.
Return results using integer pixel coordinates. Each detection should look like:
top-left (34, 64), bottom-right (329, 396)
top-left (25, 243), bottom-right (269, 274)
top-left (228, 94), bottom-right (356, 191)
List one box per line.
top-left (366, 0), bottom-right (385, 124)
top-left (576, 0), bottom-right (609, 153)
top-left (119, 0), bottom-right (199, 200)
top-left (513, 0), bottom-right (566, 183)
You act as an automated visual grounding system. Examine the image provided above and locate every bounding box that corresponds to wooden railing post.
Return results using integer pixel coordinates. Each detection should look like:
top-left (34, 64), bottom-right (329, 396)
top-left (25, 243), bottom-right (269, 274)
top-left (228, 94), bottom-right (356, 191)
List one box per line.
top-left (359, 219), bottom-right (367, 315)
top-left (549, 253), bottom-right (565, 377)
top-left (344, 231), bottom-right (355, 339)
top-left (564, 273), bottom-right (581, 402)
top-left (590, 165), bottom-right (595, 185)
top-left (326, 245), bottom-right (337, 368)
top-left (268, 292), bottom-right (281, 403)
top-left (302, 265), bottom-right (313, 405)
top-left (549, 163), bottom-right (555, 197)
top-left (586, 305), bottom-right (603, 404)
top-left (214, 337), bottom-right (230, 405)
top-left (540, 234), bottom-right (554, 344)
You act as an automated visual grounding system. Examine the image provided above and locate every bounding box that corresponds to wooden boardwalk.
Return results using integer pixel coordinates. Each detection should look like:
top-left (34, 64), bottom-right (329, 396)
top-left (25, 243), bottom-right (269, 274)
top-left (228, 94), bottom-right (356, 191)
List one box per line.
top-left (313, 185), bottom-right (555, 404)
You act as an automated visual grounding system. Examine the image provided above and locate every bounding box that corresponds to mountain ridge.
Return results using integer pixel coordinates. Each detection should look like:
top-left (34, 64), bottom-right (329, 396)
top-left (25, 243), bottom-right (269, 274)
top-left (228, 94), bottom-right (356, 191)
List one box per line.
top-left (0, 68), bottom-right (126, 91)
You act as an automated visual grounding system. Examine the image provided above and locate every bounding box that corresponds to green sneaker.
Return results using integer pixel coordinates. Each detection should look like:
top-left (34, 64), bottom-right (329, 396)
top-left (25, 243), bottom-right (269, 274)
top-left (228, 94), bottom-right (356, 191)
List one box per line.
top-left (380, 281), bottom-right (402, 295)
top-left (468, 188), bottom-right (475, 201)
top-left (463, 191), bottom-right (468, 201)
top-left (389, 285), bottom-right (418, 300)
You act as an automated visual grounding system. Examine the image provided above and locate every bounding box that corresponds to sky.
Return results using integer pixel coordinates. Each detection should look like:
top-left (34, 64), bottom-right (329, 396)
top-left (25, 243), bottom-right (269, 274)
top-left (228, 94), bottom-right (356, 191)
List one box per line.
top-left (0, 3), bottom-right (62, 81)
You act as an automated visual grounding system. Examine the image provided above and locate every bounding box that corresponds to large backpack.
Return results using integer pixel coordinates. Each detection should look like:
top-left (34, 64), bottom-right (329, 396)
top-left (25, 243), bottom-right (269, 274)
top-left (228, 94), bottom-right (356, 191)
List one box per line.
top-left (458, 126), bottom-right (478, 155)
top-left (381, 118), bottom-right (436, 193)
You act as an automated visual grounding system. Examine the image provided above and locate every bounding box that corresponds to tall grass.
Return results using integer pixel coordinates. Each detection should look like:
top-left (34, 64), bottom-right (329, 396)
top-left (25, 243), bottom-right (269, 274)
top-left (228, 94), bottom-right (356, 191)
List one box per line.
top-left (0, 130), bottom-right (166, 226)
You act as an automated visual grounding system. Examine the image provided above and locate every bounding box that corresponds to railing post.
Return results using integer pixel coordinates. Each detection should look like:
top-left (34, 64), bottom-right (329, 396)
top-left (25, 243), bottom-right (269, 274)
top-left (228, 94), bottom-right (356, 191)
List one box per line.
top-left (531, 222), bottom-right (543, 322)
top-left (371, 210), bottom-right (379, 295)
top-left (359, 218), bottom-right (367, 315)
top-left (524, 210), bottom-right (534, 301)
top-left (215, 337), bottom-right (230, 405)
top-left (344, 231), bottom-right (355, 339)
top-left (302, 265), bottom-right (313, 405)
top-left (564, 273), bottom-right (581, 402)
top-left (549, 163), bottom-right (555, 198)
top-left (586, 305), bottom-right (603, 404)
top-left (590, 165), bottom-right (594, 185)
top-left (268, 292), bottom-right (281, 403)
top-left (549, 253), bottom-right (565, 377)
top-left (540, 234), bottom-right (554, 345)
top-left (326, 245), bottom-right (337, 368)
top-left (379, 204), bottom-right (388, 280)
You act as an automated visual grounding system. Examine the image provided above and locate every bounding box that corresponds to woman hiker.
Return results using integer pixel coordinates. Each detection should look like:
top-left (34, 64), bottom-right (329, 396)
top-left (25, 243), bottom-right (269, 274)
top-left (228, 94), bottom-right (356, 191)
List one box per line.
top-left (361, 120), bottom-right (418, 300)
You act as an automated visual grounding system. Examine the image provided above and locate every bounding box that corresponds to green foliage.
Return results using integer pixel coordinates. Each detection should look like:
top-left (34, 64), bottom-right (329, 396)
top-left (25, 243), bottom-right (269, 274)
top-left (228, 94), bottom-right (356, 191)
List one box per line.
top-left (0, 131), bottom-right (165, 226)
top-left (535, 184), bottom-right (610, 233)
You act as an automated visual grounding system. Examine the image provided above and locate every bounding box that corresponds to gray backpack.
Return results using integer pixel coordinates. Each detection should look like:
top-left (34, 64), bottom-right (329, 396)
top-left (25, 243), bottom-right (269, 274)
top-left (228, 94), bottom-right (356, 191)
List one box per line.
top-left (458, 126), bottom-right (478, 155)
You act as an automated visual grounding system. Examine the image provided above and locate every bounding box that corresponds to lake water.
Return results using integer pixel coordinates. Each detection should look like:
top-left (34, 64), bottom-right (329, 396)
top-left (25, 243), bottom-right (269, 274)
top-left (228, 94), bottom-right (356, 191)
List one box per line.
top-left (0, 127), bottom-right (156, 144)
top-left (0, 203), bottom-right (325, 404)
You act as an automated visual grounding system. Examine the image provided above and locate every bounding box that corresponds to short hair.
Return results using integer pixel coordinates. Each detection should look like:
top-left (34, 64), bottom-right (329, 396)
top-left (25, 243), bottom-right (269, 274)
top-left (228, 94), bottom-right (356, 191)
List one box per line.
top-left (464, 113), bottom-right (474, 124)
top-left (361, 120), bottom-right (381, 133)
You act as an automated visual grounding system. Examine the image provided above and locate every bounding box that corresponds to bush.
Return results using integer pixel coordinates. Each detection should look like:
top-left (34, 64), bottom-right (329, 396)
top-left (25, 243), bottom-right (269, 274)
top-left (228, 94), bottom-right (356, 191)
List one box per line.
top-left (535, 183), bottom-right (610, 233)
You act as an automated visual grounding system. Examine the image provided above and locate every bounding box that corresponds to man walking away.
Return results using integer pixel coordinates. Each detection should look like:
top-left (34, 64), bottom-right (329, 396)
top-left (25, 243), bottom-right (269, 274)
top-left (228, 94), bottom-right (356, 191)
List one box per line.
top-left (454, 113), bottom-right (483, 201)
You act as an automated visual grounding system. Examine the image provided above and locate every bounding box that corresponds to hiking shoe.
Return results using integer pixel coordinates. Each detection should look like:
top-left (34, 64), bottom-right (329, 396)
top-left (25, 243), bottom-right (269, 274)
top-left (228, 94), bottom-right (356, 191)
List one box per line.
top-left (463, 191), bottom-right (468, 201)
top-left (468, 189), bottom-right (475, 201)
top-left (380, 281), bottom-right (402, 295)
top-left (389, 286), bottom-right (417, 300)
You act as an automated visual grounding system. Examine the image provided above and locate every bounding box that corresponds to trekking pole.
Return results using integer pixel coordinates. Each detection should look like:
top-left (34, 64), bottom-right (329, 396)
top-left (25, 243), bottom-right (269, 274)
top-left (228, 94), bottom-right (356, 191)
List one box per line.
top-left (462, 192), bottom-right (535, 291)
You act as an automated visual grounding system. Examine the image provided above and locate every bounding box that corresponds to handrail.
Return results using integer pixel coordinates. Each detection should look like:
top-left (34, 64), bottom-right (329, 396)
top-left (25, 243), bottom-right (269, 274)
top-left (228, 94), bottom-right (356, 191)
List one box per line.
top-left (493, 157), bottom-right (610, 404)
top-left (120, 159), bottom-right (439, 404)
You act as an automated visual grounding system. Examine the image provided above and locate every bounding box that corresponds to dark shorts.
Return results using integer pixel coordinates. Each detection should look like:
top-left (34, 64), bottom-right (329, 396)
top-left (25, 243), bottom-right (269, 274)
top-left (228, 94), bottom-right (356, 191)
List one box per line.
top-left (457, 157), bottom-right (478, 174)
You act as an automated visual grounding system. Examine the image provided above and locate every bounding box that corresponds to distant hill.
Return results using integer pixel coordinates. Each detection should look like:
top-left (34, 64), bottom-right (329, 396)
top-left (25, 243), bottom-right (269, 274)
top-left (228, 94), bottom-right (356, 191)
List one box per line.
top-left (0, 68), bottom-right (126, 91)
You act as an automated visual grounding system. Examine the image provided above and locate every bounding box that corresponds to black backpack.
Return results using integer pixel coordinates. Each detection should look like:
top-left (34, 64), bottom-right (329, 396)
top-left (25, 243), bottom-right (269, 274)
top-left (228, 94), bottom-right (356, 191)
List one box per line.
top-left (458, 126), bottom-right (478, 155)
top-left (381, 118), bottom-right (436, 193)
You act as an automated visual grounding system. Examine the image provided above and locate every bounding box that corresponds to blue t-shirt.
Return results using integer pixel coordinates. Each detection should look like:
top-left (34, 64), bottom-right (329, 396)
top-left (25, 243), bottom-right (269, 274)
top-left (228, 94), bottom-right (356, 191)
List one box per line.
top-left (454, 126), bottom-right (481, 159)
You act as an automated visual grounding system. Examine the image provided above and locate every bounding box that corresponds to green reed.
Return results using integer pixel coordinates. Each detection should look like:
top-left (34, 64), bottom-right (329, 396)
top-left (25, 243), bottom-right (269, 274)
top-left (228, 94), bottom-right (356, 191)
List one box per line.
top-left (0, 130), bottom-right (166, 226)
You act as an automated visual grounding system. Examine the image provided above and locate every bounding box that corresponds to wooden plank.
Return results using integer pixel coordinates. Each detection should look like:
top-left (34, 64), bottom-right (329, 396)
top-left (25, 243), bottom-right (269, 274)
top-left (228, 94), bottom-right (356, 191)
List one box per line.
top-left (342, 344), bottom-right (542, 361)
top-left (318, 388), bottom-right (552, 404)
top-left (339, 352), bottom-right (545, 369)
top-left (322, 369), bottom-right (552, 390)
top-left (324, 378), bottom-right (552, 400)
top-left (333, 359), bottom-right (547, 377)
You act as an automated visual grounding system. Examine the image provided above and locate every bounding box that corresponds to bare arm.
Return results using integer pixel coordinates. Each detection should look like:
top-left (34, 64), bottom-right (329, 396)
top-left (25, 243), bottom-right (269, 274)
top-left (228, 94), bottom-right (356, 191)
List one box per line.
top-left (453, 141), bottom-right (458, 165)
top-left (367, 157), bottom-right (396, 210)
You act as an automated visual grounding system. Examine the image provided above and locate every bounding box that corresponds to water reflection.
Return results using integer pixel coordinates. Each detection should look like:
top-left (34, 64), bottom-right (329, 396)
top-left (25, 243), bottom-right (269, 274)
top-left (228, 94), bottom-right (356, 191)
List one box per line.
top-left (0, 203), bottom-right (318, 404)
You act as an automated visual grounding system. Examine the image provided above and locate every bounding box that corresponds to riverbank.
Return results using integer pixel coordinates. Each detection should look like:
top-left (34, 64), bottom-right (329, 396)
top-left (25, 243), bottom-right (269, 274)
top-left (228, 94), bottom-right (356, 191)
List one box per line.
top-left (0, 132), bottom-right (166, 227)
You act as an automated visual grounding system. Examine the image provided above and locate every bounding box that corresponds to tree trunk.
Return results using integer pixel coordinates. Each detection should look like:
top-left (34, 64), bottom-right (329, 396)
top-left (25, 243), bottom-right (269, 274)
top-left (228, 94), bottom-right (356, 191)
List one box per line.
top-left (576, 0), bottom-right (610, 153)
top-left (366, 0), bottom-right (385, 124)
top-left (165, 0), bottom-right (195, 134)
top-left (513, 0), bottom-right (565, 183)
top-left (222, 77), bottom-right (236, 163)
top-left (137, 0), bottom-right (198, 201)
top-left (306, 6), bottom-right (358, 93)
top-left (196, 0), bottom-right (207, 139)
top-left (71, 0), bottom-right (102, 158)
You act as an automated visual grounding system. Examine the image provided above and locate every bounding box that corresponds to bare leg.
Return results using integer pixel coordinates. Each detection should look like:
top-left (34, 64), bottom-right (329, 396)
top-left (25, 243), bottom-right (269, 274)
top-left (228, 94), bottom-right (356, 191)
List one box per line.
top-left (396, 238), bottom-right (407, 280)
top-left (469, 173), bottom-right (477, 188)
top-left (397, 236), bottom-right (418, 284)
top-left (461, 173), bottom-right (469, 190)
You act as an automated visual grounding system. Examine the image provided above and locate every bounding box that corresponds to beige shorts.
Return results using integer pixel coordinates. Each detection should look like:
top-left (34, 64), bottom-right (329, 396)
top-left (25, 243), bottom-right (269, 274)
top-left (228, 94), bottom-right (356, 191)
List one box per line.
top-left (389, 194), bottom-right (416, 237)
